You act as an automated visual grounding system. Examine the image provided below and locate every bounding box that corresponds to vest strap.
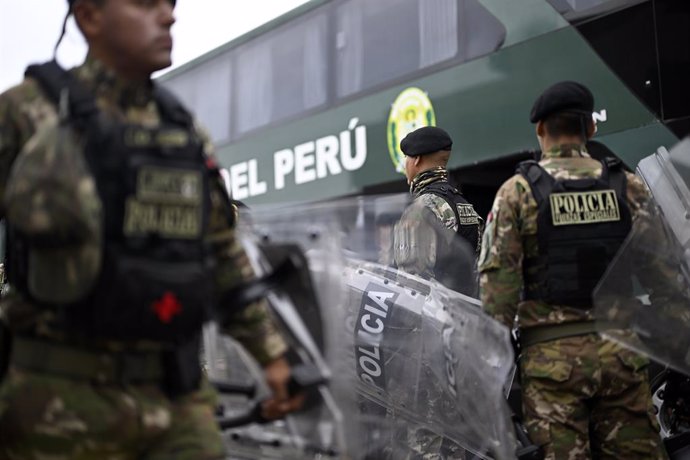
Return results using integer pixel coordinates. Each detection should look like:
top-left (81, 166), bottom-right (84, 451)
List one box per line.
top-left (607, 158), bottom-right (628, 198)
top-left (25, 60), bottom-right (97, 120)
top-left (516, 160), bottom-right (553, 205)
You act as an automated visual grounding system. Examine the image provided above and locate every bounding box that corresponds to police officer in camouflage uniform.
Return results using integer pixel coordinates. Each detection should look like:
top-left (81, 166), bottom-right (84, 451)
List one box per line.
top-left (479, 81), bottom-right (665, 459)
top-left (393, 126), bottom-right (482, 297)
top-left (0, 1), bottom-right (302, 458)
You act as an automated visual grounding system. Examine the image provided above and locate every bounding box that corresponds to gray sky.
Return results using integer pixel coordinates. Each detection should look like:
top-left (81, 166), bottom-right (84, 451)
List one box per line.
top-left (0, 0), bottom-right (311, 93)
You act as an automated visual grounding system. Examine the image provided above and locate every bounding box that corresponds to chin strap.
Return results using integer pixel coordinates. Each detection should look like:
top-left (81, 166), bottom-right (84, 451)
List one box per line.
top-left (53, 10), bottom-right (71, 58)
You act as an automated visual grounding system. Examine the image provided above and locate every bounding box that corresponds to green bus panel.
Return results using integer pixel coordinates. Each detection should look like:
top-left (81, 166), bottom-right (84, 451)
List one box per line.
top-left (215, 15), bottom-right (676, 205)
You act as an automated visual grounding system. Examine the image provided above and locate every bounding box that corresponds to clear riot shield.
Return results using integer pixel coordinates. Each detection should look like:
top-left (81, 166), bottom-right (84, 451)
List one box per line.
top-left (210, 194), bottom-right (516, 460)
top-left (205, 223), bottom-right (343, 459)
top-left (593, 138), bottom-right (690, 376)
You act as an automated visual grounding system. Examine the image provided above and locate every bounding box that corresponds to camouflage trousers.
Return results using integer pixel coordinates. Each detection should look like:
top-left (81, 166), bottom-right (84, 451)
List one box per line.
top-left (520, 333), bottom-right (666, 460)
top-left (0, 367), bottom-right (225, 460)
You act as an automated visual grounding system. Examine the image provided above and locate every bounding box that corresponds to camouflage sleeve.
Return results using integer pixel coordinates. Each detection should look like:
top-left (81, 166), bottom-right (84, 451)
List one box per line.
top-left (0, 86), bottom-right (29, 218)
top-left (199, 124), bottom-right (287, 365)
top-left (625, 172), bottom-right (688, 309)
top-left (0, 79), bottom-right (58, 219)
top-left (393, 201), bottom-right (440, 280)
top-left (624, 172), bottom-right (651, 221)
top-left (478, 176), bottom-right (525, 329)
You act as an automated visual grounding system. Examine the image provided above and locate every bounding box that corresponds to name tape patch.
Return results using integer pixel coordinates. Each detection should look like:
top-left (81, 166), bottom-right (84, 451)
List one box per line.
top-left (456, 203), bottom-right (479, 226)
top-left (550, 189), bottom-right (620, 226)
top-left (138, 167), bottom-right (202, 204)
top-left (124, 167), bottom-right (203, 238)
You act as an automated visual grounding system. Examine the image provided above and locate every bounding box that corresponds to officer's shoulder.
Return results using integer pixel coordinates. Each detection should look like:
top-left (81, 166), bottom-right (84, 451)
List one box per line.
top-left (623, 171), bottom-right (650, 203)
top-left (417, 192), bottom-right (453, 215)
top-left (0, 78), bottom-right (57, 141)
top-left (0, 77), bottom-right (50, 114)
top-left (487, 174), bottom-right (532, 214)
top-left (417, 191), bottom-right (447, 207)
top-left (500, 173), bottom-right (531, 197)
top-left (623, 170), bottom-right (643, 186)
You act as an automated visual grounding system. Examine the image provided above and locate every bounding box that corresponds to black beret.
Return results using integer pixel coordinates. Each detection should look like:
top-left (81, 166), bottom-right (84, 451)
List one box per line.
top-left (400, 126), bottom-right (453, 157)
top-left (530, 81), bottom-right (594, 123)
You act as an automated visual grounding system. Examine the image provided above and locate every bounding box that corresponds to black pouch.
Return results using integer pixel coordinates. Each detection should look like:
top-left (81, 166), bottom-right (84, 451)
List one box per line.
top-left (0, 321), bottom-right (11, 383)
top-left (66, 255), bottom-right (213, 342)
top-left (162, 334), bottom-right (202, 399)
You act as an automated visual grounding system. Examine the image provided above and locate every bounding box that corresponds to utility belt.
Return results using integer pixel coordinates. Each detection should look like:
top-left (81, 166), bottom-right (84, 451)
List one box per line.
top-left (520, 320), bottom-right (616, 349)
top-left (9, 335), bottom-right (201, 397)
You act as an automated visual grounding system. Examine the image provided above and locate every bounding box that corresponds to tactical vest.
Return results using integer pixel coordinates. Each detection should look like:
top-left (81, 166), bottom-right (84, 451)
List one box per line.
top-left (518, 159), bottom-right (632, 308)
top-left (8, 61), bottom-right (216, 342)
top-left (419, 181), bottom-right (480, 296)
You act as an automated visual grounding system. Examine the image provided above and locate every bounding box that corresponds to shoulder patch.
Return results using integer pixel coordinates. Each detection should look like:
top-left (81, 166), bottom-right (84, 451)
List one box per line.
top-left (456, 203), bottom-right (480, 226)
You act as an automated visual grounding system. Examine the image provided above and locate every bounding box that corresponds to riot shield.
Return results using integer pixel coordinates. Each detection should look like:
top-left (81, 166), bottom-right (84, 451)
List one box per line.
top-left (593, 138), bottom-right (690, 376)
top-left (205, 233), bottom-right (343, 459)
top-left (209, 194), bottom-right (516, 459)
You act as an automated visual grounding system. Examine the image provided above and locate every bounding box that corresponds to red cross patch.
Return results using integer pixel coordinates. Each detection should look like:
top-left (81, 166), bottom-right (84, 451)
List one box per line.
top-left (152, 292), bottom-right (183, 323)
top-left (205, 155), bottom-right (219, 171)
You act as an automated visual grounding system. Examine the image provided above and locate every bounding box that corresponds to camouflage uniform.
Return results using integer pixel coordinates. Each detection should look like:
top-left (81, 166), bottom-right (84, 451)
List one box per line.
top-left (394, 166), bottom-right (482, 296)
top-left (479, 144), bottom-right (666, 459)
top-left (393, 166), bottom-right (481, 459)
top-left (0, 58), bottom-right (286, 459)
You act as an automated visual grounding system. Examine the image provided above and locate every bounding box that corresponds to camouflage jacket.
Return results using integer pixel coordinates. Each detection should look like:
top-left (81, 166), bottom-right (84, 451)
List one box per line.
top-left (0, 57), bottom-right (286, 363)
top-left (478, 144), bottom-right (650, 331)
top-left (394, 167), bottom-right (482, 291)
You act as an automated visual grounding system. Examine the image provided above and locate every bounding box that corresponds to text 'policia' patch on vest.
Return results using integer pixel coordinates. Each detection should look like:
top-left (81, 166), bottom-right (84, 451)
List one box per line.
top-left (549, 189), bottom-right (620, 226)
top-left (456, 203), bottom-right (480, 226)
top-left (124, 167), bottom-right (203, 238)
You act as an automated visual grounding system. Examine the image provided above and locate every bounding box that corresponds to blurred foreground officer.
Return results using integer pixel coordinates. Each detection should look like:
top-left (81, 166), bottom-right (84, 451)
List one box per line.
top-left (0, 1), bottom-right (300, 458)
top-left (479, 81), bottom-right (665, 459)
top-left (393, 126), bottom-right (482, 296)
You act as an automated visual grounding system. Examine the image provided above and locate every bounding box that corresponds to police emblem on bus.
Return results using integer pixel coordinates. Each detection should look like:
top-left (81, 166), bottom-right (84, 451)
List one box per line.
top-left (387, 87), bottom-right (436, 174)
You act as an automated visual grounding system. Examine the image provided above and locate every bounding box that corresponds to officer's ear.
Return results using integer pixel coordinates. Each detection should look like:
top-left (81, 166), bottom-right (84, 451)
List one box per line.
top-left (535, 120), bottom-right (547, 152)
top-left (586, 119), bottom-right (596, 139)
top-left (72, 0), bottom-right (104, 41)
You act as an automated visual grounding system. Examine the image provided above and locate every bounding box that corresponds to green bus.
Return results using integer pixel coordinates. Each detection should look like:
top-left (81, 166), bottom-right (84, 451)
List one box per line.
top-left (160, 0), bottom-right (689, 216)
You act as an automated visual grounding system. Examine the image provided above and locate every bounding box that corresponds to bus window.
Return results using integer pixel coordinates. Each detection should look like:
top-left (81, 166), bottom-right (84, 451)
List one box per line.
top-left (234, 12), bottom-right (328, 137)
top-left (164, 55), bottom-right (232, 144)
top-left (335, 0), bottom-right (505, 99)
top-left (572, 0), bottom-right (690, 137)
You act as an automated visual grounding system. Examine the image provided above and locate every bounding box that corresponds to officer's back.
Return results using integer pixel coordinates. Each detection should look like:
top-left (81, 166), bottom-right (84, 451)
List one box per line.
top-left (393, 126), bottom-right (482, 297)
top-left (479, 81), bottom-right (666, 460)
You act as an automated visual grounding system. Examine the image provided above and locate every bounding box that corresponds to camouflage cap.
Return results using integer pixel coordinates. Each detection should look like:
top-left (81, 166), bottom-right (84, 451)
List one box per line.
top-left (4, 121), bottom-right (103, 304)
